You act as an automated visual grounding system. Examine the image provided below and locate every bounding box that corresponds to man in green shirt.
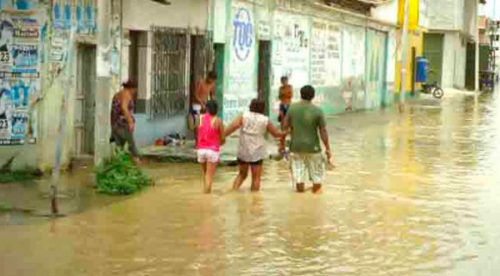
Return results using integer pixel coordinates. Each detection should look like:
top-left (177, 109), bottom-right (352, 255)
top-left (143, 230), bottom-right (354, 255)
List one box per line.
top-left (283, 85), bottom-right (332, 194)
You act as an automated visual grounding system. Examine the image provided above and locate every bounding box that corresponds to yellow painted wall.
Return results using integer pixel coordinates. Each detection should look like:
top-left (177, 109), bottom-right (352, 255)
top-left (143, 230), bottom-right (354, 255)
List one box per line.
top-left (398, 0), bottom-right (419, 31)
top-left (395, 0), bottom-right (424, 94)
top-left (395, 30), bottom-right (424, 94)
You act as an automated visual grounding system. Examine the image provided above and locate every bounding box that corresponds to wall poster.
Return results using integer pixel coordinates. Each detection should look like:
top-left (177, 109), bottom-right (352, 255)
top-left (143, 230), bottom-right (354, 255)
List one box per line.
top-left (0, 5), bottom-right (40, 145)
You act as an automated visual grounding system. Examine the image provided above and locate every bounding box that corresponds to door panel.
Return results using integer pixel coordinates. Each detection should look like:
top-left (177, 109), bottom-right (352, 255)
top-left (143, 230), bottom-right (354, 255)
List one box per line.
top-left (258, 41), bottom-right (271, 115)
top-left (366, 29), bottom-right (387, 109)
top-left (423, 33), bottom-right (444, 85)
top-left (78, 45), bottom-right (96, 155)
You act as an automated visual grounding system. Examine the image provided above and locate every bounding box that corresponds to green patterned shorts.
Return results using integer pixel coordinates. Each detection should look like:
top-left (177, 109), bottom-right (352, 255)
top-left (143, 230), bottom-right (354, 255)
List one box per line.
top-left (290, 152), bottom-right (325, 184)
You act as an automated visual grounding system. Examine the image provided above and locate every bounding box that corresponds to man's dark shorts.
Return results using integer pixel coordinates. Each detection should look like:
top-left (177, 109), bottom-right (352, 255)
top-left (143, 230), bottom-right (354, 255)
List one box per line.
top-left (278, 104), bottom-right (290, 122)
top-left (237, 159), bottom-right (264, 166)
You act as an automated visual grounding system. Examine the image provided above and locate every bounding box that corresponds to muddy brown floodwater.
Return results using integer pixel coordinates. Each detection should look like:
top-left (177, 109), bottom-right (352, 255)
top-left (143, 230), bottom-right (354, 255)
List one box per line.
top-left (1, 92), bottom-right (500, 275)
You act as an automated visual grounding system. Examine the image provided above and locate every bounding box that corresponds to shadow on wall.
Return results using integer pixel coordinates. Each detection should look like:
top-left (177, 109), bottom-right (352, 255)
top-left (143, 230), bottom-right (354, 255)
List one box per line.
top-left (133, 114), bottom-right (187, 147)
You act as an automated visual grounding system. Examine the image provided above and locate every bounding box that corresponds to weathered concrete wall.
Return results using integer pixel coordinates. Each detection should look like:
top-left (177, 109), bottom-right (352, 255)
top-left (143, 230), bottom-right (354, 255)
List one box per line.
top-left (121, 0), bottom-right (209, 147)
top-left (0, 2), bottom-right (46, 170)
top-left (371, 0), bottom-right (398, 25)
top-left (122, 0), bottom-right (208, 31)
top-left (134, 115), bottom-right (186, 146)
top-left (219, 0), bottom-right (395, 121)
top-left (427, 0), bottom-right (462, 30)
top-left (441, 32), bottom-right (466, 89)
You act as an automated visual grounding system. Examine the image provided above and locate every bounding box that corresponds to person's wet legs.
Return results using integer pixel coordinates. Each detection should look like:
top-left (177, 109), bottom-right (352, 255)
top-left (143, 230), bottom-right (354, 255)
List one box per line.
top-left (204, 162), bottom-right (217, 193)
top-left (201, 162), bottom-right (207, 191)
top-left (250, 164), bottom-right (263, 192)
top-left (296, 183), bottom-right (305, 193)
top-left (233, 163), bottom-right (249, 190)
top-left (312, 183), bottom-right (322, 194)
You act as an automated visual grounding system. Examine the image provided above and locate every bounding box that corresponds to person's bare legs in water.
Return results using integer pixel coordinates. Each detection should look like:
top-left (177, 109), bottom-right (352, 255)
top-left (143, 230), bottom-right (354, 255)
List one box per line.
top-left (233, 163), bottom-right (249, 190)
top-left (201, 161), bottom-right (218, 193)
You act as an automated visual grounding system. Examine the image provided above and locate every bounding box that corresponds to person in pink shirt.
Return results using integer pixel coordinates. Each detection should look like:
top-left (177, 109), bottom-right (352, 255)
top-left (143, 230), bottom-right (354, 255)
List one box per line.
top-left (197, 100), bottom-right (225, 193)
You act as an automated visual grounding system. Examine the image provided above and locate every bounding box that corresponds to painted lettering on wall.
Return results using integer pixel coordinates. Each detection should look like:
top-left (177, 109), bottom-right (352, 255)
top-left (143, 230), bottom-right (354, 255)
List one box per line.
top-left (233, 7), bottom-right (253, 61)
top-left (311, 20), bottom-right (341, 87)
top-left (342, 26), bottom-right (366, 110)
top-left (225, 3), bottom-right (257, 123)
top-left (271, 13), bottom-right (310, 115)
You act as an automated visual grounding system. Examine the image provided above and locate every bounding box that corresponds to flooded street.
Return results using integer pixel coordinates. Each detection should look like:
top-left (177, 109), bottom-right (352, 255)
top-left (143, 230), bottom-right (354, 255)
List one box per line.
top-left (2, 92), bottom-right (500, 275)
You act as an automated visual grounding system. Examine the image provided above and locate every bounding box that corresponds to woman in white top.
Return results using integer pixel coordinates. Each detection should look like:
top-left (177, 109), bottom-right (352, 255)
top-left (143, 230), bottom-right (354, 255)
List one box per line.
top-left (225, 99), bottom-right (285, 191)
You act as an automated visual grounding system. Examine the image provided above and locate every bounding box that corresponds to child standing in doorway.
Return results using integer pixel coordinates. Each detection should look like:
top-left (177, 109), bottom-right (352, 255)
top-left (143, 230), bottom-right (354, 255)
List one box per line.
top-left (197, 100), bottom-right (225, 193)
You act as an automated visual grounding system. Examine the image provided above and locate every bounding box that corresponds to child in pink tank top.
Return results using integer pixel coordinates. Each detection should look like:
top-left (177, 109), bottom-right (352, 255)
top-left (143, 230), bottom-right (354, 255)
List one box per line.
top-left (197, 100), bottom-right (225, 193)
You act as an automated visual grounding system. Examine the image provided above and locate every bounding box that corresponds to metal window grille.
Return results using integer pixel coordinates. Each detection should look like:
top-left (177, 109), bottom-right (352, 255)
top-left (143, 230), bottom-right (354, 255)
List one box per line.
top-left (150, 27), bottom-right (188, 118)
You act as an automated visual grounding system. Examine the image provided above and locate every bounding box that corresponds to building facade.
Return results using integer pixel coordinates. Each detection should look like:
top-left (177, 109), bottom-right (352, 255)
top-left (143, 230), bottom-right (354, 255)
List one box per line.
top-left (0, 0), bottom-right (420, 171)
top-left (425, 0), bottom-right (480, 90)
top-left (212, 0), bottom-right (397, 123)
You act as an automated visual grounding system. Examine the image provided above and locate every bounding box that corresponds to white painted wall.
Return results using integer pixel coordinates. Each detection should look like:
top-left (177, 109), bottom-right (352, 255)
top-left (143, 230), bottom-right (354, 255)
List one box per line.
top-left (371, 0), bottom-right (398, 25)
top-left (427, 0), bottom-right (460, 30)
top-left (442, 32), bottom-right (466, 89)
top-left (212, 0), bottom-right (227, 43)
top-left (123, 0), bottom-right (208, 31)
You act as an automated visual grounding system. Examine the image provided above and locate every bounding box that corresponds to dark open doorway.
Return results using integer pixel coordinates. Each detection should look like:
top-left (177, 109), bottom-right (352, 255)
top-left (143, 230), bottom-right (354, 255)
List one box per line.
top-left (465, 42), bottom-right (476, 90)
top-left (257, 41), bottom-right (271, 115)
top-left (76, 44), bottom-right (96, 156)
top-left (213, 43), bottom-right (225, 111)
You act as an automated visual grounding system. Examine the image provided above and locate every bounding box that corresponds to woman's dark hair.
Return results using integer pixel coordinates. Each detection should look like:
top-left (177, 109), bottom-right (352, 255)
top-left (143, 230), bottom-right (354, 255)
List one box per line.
top-left (206, 100), bottom-right (218, 116)
top-left (249, 98), bottom-right (265, 114)
top-left (207, 71), bottom-right (218, 81)
top-left (123, 80), bottom-right (138, 89)
top-left (300, 85), bottom-right (315, 101)
top-left (280, 76), bottom-right (288, 83)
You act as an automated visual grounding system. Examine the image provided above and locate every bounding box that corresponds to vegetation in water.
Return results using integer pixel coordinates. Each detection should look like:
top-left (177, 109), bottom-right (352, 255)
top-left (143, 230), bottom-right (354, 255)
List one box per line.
top-left (0, 156), bottom-right (41, 184)
top-left (0, 202), bottom-right (12, 212)
top-left (0, 170), bottom-right (40, 184)
top-left (95, 150), bottom-right (152, 195)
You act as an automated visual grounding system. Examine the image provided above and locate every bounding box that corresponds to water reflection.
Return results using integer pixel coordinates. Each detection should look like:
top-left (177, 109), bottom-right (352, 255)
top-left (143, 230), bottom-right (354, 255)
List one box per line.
top-left (1, 92), bottom-right (500, 275)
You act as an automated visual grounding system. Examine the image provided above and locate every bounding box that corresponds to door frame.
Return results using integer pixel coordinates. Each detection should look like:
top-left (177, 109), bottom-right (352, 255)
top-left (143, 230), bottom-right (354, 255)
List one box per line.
top-left (257, 40), bottom-right (271, 116)
top-left (75, 43), bottom-right (97, 157)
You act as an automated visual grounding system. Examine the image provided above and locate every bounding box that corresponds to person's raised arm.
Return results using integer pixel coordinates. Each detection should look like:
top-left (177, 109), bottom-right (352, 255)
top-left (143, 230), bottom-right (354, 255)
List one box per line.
top-left (210, 83), bottom-right (216, 100)
top-left (194, 80), bottom-right (204, 108)
top-left (218, 118), bottom-right (226, 145)
top-left (267, 121), bottom-right (285, 138)
top-left (224, 115), bottom-right (243, 137)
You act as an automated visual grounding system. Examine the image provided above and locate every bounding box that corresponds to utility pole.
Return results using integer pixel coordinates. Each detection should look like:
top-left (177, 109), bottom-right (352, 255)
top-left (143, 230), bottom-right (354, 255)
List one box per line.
top-left (475, 0), bottom-right (481, 92)
top-left (95, 0), bottom-right (113, 164)
top-left (399, 0), bottom-right (411, 111)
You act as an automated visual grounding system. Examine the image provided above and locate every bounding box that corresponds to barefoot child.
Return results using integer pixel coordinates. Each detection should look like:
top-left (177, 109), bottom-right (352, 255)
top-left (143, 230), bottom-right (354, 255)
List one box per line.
top-left (225, 99), bottom-right (285, 192)
top-left (197, 100), bottom-right (225, 193)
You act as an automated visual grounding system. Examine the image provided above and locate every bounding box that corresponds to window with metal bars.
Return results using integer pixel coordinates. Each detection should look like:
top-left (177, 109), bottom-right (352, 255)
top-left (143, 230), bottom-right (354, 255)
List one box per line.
top-left (150, 27), bottom-right (188, 118)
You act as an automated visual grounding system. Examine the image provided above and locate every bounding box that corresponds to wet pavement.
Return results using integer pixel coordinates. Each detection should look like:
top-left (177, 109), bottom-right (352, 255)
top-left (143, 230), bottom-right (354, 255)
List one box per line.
top-left (1, 91), bottom-right (500, 275)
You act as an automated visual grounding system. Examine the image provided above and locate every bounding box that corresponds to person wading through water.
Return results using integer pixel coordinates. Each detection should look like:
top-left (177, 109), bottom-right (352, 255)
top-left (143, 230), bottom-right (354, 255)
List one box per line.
top-left (225, 99), bottom-right (286, 192)
top-left (191, 71), bottom-right (218, 146)
top-left (197, 100), bottom-right (225, 193)
top-left (110, 80), bottom-right (140, 164)
top-left (278, 76), bottom-right (293, 153)
top-left (282, 85), bottom-right (333, 194)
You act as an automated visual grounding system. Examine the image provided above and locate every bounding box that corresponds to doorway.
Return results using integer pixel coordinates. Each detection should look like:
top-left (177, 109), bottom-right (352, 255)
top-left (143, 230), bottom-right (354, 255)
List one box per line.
top-left (190, 35), bottom-right (210, 108)
top-left (465, 42), bottom-right (476, 90)
top-left (213, 43), bottom-right (225, 114)
top-left (76, 44), bottom-right (96, 155)
top-left (257, 41), bottom-right (271, 115)
top-left (423, 33), bottom-right (444, 85)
